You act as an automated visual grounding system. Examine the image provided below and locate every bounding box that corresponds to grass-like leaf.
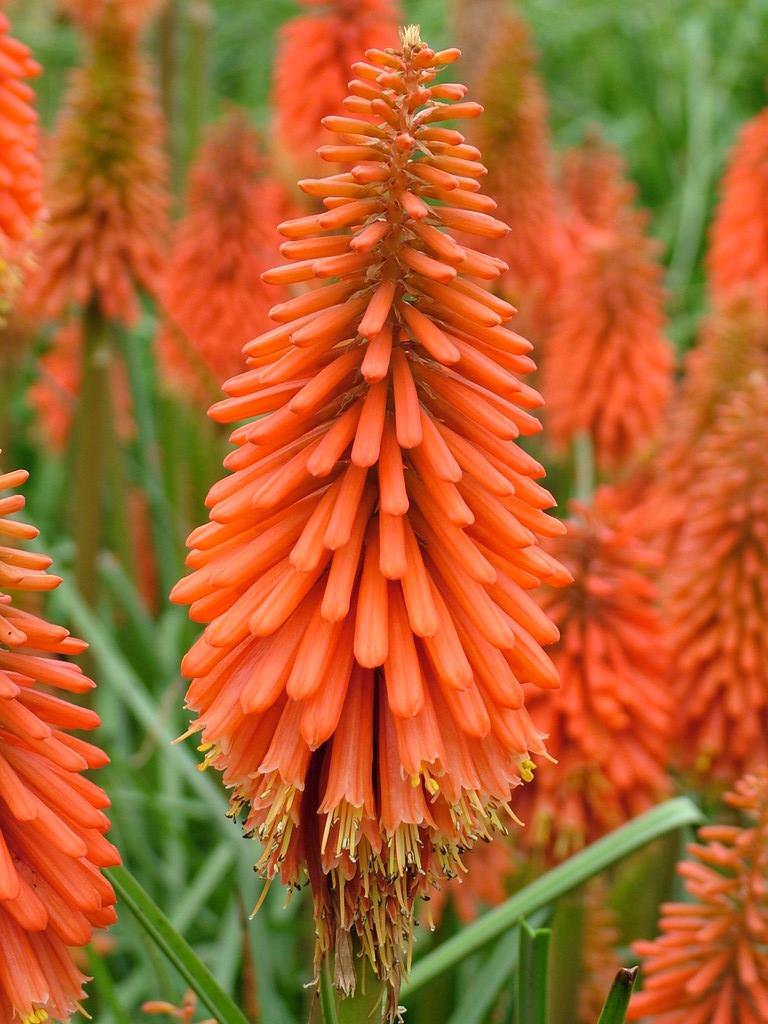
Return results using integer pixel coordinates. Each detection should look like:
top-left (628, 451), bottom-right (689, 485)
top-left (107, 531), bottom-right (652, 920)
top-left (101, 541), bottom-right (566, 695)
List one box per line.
top-left (596, 967), bottom-right (639, 1024)
top-left (517, 920), bottom-right (551, 1024)
top-left (109, 864), bottom-right (251, 1024)
top-left (403, 798), bottom-right (702, 997)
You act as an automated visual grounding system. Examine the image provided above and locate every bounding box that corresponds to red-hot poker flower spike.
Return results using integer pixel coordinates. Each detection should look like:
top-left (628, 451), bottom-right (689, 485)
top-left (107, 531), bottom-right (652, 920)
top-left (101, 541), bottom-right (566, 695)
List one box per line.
top-left (471, 8), bottom-right (566, 339)
top-left (519, 490), bottom-right (671, 860)
top-left (173, 28), bottom-right (568, 1000)
top-left (542, 136), bottom-right (674, 471)
top-left (0, 461), bottom-right (118, 1023)
top-left (0, 13), bottom-right (42, 246)
top-left (24, 2), bottom-right (169, 324)
top-left (709, 108), bottom-right (768, 310)
top-left (666, 371), bottom-right (768, 782)
top-left (628, 771), bottom-right (768, 1022)
top-left (273, 0), bottom-right (400, 177)
top-left (159, 111), bottom-right (290, 390)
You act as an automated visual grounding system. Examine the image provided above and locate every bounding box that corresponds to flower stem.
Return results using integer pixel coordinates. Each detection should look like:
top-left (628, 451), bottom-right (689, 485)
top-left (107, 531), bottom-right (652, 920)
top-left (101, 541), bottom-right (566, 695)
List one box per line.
top-left (321, 958), bottom-right (387, 1024)
top-left (73, 301), bottom-right (111, 606)
top-left (573, 430), bottom-right (595, 503)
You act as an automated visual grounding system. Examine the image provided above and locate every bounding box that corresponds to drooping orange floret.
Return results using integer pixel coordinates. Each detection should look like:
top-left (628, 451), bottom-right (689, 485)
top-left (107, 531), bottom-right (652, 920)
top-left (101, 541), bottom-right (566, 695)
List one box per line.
top-left (519, 490), bottom-right (671, 860)
top-left (0, 12), bottom-right (42, 246)
top-left (273, 0), bottom-right (400, 177)
top-left (542, 136), bottom-right (673, 471)
top-left (472, 8), bottom-right (565, 339)
top-left (628, 771), bottom-right (768, 1022)
top-left (159, 111), bottom-right (289, 390)
top-left (0, 461), bottom-right (118, 1023)
top-left (172, 28), bottom-right (568, 999)
top-left (709, 108), bottom-right (768, 310)
top-left (665, 371), bottom-right (768, 782)
top-left (24, 2), bottom-right (168, 324)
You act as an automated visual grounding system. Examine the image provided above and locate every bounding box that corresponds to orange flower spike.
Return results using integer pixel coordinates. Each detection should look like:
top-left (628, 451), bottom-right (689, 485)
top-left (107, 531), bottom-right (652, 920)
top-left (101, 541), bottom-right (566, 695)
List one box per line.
top-left (628, 771), bottom-right (768, 1022)
top-left (0, 13), bottom-right (42, 246)
top-left (471, 9), bottom-right (566, 339)
top-left (25, 1), bottom-right (169, 324)
top-left (272, 0), bottom-right (400, 177)
top-left (542, 137), bottom-right (674, 471)
top-left (666, 371), bottom-right (768, 781)
top-left (159, 111), bottom-right (290, 391)
top-left (0, 460), bottom-right (118, 1023)
top-left (173, 27), bottom-right (567, 1000)
top-left (520, 489), bottom-right (671, 860)
top-left (709, 108), bottom-right (768, 310)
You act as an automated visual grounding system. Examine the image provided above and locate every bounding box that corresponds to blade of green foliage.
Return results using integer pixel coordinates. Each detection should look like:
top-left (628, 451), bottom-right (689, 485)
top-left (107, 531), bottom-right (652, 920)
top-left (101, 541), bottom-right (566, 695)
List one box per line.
top-left (517, 921), bottom-right (551, 1024)
top-left (110, 864), bottom-right (250, 1024)
top-left (403, 798), bottom-right (702, 997)
top-left (596, 967), bottom-right (639, 1024)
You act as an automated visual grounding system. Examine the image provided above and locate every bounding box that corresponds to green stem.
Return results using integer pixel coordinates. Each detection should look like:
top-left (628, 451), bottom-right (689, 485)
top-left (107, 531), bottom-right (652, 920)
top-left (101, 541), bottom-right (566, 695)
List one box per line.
top-left (548, 891), bottom-right (585, 1024)
top-left (573, 431), bottom-right (595, 504)
top-left (321, 957), bottom-right (386, 1024)
top-left (185, 0), bottom-right (212, 165)
top-left (73, 302), bottom-right (111, 606)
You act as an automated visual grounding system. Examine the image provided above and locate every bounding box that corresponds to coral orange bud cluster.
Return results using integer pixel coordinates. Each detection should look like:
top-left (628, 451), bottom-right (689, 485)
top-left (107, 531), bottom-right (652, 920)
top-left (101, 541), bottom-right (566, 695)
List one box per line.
top-left (472, 8), bottom-right (565, 339)
top-left (173, 29), bottom-right (568, 997)
top-left (0, 461), bottom-right (118, 1023)
top-left (542, 136), bottom-right (673, 470)
top-left (520, 491), bottom-right (671, 859)
top-left (629, 771), bottom-right (768, 1021)
top-left (25, 1), bottom-right (168, 324)
top-left (665, 370), bottom-right (768, 782)
top-left (159, 111), bottom-right (289, 390)
top-left (272, 0), bottom-right (400, 176)
top-left (0, 13), bottom-right (42, 245)
top-left (709, 107), bottom-right (768, 310)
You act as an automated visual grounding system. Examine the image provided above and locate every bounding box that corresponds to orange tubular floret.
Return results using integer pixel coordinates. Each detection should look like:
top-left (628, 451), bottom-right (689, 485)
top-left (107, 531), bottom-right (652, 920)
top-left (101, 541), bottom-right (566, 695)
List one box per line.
top-left (629, 772), bottom-right (768, 1023)
top-left (174, 26), bottom-right (566, 1005)
top-left (518, 489), bottom-right (671, 862)
top-left (0, 462), bottom-right (117, 1024)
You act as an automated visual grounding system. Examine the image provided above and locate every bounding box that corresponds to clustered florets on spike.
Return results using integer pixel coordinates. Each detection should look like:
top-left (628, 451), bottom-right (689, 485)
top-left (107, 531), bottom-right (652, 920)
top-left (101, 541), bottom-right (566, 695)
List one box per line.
top-left (709, 107), bottom-right (768, 311)
top-left (665, 371), bottom-right (768, 782)
top-left (158, 111), bottom-right (289, 391)
top-left (0, 13), bottom-right (42, 246)
top-left (272, 0), bottom-right (400, 176)
top-left (629, 771), bottom-right (768, 1021)
top-left (172, 31), bottom-right (568, 1001)
top-left (24, 1), bottom-right (168, 324)
top-left (542, 135), bottom-right (673, 470)
top-left (0, 462), bottom-right (118, 1023)
top-left (519, 490), bottom-right (671, 860)
top-left (471, 8), bottom-right (565, 339)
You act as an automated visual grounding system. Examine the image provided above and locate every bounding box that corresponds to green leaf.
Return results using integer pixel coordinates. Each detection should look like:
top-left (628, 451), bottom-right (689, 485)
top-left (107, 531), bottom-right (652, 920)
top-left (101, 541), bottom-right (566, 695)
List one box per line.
top-left (517, 921), bottom-right (551, 1024)
top-left (403, 798), bottom-right (702, 997)
top-left (596, 967), bottom-right (639, 1024)
top-left (109, 864), bottom-right (250, 1024)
